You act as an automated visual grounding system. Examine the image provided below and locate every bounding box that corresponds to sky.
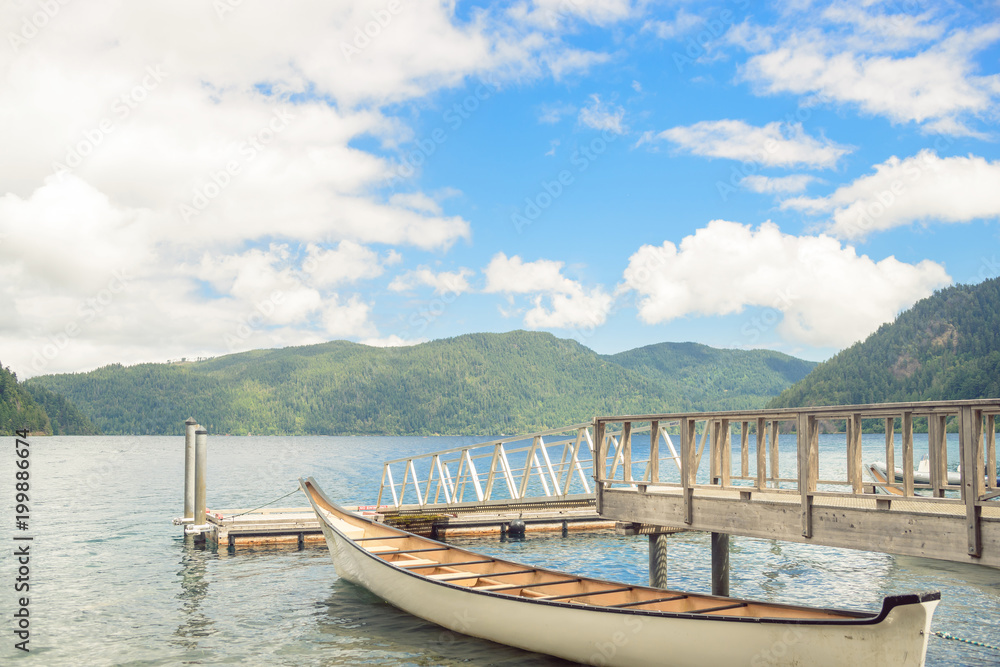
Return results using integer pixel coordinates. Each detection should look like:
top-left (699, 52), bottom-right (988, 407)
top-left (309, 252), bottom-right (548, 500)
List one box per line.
top-left (2, 0), bottom-right (1000, 379)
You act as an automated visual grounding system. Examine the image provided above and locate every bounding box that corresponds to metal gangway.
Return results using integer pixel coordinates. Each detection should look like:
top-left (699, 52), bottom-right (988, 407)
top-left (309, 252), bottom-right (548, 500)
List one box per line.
top-left (375, 421), bottom-right (693, 511)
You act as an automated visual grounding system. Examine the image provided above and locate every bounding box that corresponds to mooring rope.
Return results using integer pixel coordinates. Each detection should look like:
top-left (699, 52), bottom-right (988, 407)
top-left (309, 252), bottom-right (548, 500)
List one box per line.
top-left (933, 630), bottom-right (1000, 652)
top-left (220, 488), bottom-right (302, 521)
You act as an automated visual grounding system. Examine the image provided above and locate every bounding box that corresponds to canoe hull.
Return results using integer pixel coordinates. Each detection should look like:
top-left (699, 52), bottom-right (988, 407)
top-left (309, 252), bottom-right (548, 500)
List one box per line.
top-left (303, 479), bottom-right (938, 667)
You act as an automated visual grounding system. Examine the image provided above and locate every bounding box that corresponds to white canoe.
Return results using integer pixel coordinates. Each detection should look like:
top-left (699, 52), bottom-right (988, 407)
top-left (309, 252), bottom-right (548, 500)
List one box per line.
top-left (301, 477), bottom-right (939, 667)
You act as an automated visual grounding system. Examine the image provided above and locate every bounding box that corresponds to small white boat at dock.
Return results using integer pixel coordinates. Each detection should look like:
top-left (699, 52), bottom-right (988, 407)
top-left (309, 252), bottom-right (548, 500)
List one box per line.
top-left (300, 477), bottom-right (940, 667)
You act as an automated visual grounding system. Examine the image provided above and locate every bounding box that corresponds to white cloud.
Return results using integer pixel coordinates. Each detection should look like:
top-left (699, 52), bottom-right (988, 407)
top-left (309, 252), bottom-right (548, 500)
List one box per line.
top-left (484, 253), bottom-right (577, 294)
top-left (738, 16), bottom-right (1000, 132)
top-left (0, 0), bottom-right (630, 375)
top-left (389, 267), bottom-right (474, 295)
top-left (741, 174), bottom-right (816, 194)
top-left (641, 10), bottom-right (703, 40)
top-left (483, 253), bottom-right (612, 329)
top-left (656, 120), bottom-right (851, 169)
top-left (621, 220), bottom-right (951, 348)
top-left (524, 290), bottom-right (614, 329)
top-left (305, 241), bottom-right (400, 288)
top-left (321, 295), bottom-right (377, 338)
top-left (510, 0), bottom-right (636, 30)
top-left (361, 334), bottom-right (426, 347)
top-left (538, 102), bottom-right (576, 124)
top-left (577, 94), bottom-right (626, 134)
top-left (783, 150), bottom-right (1000, 240)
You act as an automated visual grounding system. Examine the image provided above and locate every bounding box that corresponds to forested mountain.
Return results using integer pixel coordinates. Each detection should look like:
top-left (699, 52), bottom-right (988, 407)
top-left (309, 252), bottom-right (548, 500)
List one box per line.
top-left (0, 363), bottom-right (98, 435)
top-left (24, 382), bottom-right (101, 435)
top-left (28, 331), bottom-right (814, 436)
top-left (1, 364), bottom-right (48, 435)
top-left (769, 278), bottom-right (1000, 408)
top-left (605, 342), bottom-right (815, 412)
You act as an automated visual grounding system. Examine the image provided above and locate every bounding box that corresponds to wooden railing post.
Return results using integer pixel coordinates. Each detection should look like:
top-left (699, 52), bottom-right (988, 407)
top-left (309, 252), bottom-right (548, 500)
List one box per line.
top-left (680, 417), bottom-right (695, 524)
top-left (720, 419), bottom-right (731, 487)
top-left (988, 414), bottom-right (997, 492)
top-left (756, 417), bottom-right (766, 490)
top-left (797, 413), bottom-right (816, 538)
top-left (769, 420), bottom-right (780, 487)
top-left (622, 422), bottom-right (633, 483)
top-left (849, 412), bottom-right (863, 493)
top-left (741, 421), bottom-right (749, 479)
top-left (884, 417), bottom-right (895, 493)
top-left (902, 411), bottom-right (914, 497)
top-left (594, 419), bottom-right (607, 484)
top-left (710, 420), bottom-right (720, 484)
top-left (960, 406), bottom-right (983, 557)
top-left (650, 420), bottom-right (660, 484)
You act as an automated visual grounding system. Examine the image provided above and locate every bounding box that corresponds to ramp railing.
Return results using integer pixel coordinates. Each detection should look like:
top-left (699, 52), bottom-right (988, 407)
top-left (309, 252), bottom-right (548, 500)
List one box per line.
top-left (377, 423), bottom-right (598, 509)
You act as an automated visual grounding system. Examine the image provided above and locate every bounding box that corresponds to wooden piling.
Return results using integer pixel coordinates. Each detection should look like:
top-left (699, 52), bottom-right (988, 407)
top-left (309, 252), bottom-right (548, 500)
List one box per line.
top-left (711, 532), bottom-right (730, 597)
top-left (648, 533), bottom-right (669, 589)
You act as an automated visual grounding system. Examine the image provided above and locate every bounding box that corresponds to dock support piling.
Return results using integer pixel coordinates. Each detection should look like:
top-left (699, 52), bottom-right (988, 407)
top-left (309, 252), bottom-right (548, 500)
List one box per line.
top-left (194, 429), bottom-right (208, 528)
top-left (648, 533), bottom-right (669, 588)
top-left (184, 418), bottom-right (197, 521)
top-left (711, 532), bottom-right (730, 597)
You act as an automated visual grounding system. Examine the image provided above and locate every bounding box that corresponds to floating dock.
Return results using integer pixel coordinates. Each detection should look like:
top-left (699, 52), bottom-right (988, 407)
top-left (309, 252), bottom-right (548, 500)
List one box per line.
top-left (203, 497), bottom-right (625, 548)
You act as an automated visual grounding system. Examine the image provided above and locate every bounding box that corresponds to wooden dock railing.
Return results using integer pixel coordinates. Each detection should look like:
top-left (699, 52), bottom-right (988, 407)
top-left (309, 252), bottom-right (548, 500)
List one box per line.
top-left (594, 399), bottom-right (1000, 566)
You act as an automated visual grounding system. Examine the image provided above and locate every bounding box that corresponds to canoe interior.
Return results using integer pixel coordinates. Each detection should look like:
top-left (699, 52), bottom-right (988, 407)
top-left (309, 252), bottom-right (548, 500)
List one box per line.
top-left (302, 478), bottom-right (869, 622)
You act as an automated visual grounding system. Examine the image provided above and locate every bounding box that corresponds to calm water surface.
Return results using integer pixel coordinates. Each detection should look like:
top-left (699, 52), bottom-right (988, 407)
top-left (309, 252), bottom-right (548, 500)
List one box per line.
top-left (2, 434), bottom-right (998, 665)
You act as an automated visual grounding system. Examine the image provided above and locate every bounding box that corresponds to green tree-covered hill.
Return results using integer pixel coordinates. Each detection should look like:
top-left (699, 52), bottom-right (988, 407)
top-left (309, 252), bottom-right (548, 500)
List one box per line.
top-left (605, 342), bottom-right (815, 412)
top-left (769, 278), bottom-right (1000, 408)
top-left (28, 331), bottom-right (815, 436)
top-left (1, 363), bottom-right (99, 435)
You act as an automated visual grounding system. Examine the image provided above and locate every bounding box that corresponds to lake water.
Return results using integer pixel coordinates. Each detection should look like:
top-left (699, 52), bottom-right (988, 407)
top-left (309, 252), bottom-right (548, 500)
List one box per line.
top-left (3, 434), bottom-right (999, 665)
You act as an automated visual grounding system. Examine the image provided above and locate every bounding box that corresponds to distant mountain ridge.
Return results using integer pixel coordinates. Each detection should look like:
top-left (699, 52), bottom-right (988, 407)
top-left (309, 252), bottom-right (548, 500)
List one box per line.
top-left (28, 331), bottom-right (816, 436)
top-left (769, 278), bottom-right (1000, 408)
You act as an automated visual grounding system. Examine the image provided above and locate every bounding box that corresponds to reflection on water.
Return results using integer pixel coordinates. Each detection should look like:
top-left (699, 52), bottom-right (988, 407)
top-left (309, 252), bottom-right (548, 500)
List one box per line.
top-left (173, 542), bottom-right (216, 648)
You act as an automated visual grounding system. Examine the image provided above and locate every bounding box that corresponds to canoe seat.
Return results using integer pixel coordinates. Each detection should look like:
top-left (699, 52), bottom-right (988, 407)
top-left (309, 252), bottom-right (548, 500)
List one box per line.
top-left (427, 572), bottom-right (477, 581)
top-left (393, 558), bottom-right (439, 568)
top-left (365, 546), bottom-right (399, 554)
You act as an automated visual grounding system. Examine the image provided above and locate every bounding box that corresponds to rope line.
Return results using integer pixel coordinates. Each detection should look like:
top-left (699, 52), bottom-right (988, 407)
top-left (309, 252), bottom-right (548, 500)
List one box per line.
top-left (933, 630), bottom-right (1000, 652)
top-left (221, 488), bottom-right (302, 521)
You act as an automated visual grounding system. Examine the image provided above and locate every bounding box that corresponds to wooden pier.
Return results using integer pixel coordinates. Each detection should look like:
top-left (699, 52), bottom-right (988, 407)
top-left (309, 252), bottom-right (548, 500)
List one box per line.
top-left (594, 399), bottom-right (1000, 570)
top-left (177, 399), bottom-right (999, 593)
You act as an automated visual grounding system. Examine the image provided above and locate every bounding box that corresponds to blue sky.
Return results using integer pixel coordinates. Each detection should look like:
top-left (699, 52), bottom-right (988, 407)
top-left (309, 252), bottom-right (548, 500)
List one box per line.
top-left (2, 0), bottom-right (1000, 377)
